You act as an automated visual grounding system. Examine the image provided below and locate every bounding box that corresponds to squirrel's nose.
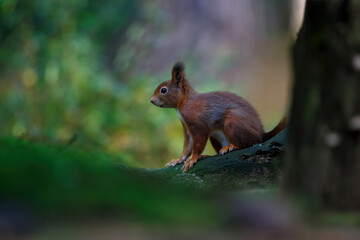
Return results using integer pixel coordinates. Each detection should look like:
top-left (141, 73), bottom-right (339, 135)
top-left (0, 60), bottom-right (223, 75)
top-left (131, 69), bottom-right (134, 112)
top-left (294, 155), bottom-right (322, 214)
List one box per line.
top-left (150, 97), bottom-right (155, 104)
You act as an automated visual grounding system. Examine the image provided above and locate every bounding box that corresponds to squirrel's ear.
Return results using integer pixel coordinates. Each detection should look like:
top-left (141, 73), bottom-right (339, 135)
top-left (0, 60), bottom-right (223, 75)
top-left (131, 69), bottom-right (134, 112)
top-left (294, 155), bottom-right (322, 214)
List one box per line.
top-left (171, 62), bottom-right (185, 87)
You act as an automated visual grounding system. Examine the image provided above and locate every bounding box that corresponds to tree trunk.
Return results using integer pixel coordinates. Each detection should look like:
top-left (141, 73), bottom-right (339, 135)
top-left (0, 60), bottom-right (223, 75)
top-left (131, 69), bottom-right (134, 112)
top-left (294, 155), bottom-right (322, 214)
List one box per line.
top-left (284, 0), bottom-right (360, 209)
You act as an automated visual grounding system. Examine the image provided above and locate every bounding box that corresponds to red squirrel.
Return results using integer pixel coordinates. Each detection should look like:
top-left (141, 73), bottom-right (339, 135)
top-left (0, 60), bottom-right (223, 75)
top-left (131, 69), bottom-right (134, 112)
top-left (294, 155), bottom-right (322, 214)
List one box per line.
top-left (150, 62), bottom-right (286, 172)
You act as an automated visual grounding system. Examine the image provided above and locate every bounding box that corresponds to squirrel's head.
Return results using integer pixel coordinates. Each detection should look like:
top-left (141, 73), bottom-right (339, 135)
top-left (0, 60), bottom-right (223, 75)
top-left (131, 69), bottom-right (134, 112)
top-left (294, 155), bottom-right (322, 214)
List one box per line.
top-left (150, 62), bottom-right (186, 108)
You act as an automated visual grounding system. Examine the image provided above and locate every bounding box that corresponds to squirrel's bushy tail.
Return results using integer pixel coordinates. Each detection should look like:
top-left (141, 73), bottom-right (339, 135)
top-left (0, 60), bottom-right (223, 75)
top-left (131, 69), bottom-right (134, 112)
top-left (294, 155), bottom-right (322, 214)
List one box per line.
top-left (262, 117), bottom-right (286, 142)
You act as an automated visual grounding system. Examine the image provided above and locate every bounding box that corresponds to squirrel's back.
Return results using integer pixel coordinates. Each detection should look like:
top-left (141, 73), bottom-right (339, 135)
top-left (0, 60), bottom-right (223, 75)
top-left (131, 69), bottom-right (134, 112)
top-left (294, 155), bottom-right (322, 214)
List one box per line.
top-left (180, 91), bottom-right (264, 135)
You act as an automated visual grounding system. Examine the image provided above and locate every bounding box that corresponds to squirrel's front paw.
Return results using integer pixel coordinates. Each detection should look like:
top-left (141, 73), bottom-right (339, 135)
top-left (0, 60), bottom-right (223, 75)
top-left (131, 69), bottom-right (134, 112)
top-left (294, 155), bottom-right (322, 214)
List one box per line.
top-left (181, 159), bottom-right (197, 173)
top-left (165, 158), bottom-right (184, 167)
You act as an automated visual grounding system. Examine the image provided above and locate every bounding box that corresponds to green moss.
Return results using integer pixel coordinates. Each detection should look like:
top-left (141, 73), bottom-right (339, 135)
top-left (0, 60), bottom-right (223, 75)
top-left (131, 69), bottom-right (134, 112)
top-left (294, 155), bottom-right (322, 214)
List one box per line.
top-left (0, 130), bottom-right (287, 226)
top-left (0, 137), bottom-right (220, 226)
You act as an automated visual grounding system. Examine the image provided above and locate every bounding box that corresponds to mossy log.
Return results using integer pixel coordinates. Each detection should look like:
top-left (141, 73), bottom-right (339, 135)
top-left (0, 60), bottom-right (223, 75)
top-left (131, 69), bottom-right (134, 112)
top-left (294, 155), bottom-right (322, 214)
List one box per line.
top-left (117, 129), bottom-right (287, 188)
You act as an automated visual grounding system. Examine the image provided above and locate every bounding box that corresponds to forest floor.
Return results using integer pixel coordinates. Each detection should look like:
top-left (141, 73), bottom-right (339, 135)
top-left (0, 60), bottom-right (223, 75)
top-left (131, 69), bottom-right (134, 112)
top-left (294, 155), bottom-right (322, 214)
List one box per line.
top-left (1, 131), bottom-right (359, 240)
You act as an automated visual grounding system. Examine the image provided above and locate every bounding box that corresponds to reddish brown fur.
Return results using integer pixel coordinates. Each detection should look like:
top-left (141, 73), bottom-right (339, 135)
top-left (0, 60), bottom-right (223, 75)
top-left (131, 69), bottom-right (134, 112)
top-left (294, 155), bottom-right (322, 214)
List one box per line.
top-left (150, 62), bottom-right (285, 172)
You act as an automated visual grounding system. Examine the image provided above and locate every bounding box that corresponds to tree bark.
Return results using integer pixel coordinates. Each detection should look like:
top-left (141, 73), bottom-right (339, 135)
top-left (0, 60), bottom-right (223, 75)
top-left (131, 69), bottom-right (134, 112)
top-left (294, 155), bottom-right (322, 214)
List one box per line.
top-left (117, 130), bottom-right (287, 188)
top-left (284, 0), bottom-right (360, 209)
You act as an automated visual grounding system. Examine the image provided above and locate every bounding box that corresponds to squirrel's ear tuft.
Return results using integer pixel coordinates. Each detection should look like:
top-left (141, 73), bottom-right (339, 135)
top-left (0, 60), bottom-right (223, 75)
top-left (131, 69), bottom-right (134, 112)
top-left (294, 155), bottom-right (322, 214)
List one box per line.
top-left (171, 62), bottom-right (185, 86)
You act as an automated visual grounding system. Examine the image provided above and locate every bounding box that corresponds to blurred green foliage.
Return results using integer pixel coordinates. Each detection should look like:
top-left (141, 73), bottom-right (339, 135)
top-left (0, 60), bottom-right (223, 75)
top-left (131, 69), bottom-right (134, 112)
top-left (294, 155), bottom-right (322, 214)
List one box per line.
top-left (0, 0), bottom-right (184, 167)
top-left (0, 137), bottom-right (220, 225)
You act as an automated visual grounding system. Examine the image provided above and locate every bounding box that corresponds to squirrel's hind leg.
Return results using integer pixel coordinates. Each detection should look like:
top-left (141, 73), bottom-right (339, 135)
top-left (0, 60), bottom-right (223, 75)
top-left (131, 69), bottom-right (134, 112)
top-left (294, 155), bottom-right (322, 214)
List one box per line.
top-left (222, 115), bottom-right (262, 152)
top-left (210, 136), bottom-right (222, 154)
top-left (219, 144), bottom-right (239, 155)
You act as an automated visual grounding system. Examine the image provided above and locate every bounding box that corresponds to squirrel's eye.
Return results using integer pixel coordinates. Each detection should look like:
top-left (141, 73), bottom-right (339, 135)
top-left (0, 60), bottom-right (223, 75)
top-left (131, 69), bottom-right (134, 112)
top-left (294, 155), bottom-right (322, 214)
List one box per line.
top-left (160, 87), bottom-right (168, 94)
